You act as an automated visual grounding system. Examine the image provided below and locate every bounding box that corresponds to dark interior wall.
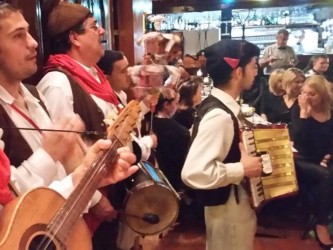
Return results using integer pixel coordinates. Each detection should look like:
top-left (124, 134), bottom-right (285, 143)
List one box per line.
top-left (115, 0), bottom-right (135, 65)
top-left (114, 0), bottom-right (152, 65)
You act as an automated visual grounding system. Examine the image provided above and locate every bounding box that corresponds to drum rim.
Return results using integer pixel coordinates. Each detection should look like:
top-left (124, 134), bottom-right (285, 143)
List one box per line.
top-left (122, 181), bottom-right (179, 236)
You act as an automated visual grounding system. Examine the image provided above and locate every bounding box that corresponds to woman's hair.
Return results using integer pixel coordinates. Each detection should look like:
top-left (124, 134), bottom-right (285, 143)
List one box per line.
top-left (303, 54), bottom-right (329, 72)
top-left (304, 75), bottom-right (332, 115)
top-left (268, 69), bottom-right (285, 95)
top-left (281, 68), bottom-right (305, 91)
top-left (155, 88), bottom-right (178, 113)
top-left (177, 76), bottom-right (203, 108)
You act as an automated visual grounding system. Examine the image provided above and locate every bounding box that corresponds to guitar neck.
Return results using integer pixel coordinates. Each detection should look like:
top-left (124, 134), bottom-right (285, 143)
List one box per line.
top-left (45, 100), bottom-right (141, 243)
top-left (47, 138), bottom-right (122, 242)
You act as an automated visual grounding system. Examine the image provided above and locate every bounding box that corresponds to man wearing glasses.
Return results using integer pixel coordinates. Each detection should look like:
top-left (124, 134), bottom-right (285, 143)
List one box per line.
top-left (37, 2), bottom-right (144, 249)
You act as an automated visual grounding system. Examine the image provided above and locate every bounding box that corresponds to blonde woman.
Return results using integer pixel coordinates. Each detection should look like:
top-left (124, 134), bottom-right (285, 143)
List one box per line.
top-left (291, 75), bottom-right (333, 249)
top-left (262, 68), bottom-right (305, 126)
top-left (260, 69), bottom-right (285, 121)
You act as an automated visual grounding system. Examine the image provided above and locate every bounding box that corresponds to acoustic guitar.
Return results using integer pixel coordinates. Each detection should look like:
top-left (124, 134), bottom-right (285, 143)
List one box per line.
top-left (0, 100), bottom-right (141, 250)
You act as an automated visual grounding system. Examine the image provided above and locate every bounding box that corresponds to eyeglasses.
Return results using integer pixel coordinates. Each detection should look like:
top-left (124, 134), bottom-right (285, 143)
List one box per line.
top-left (85, 22), bottom-right (100, 32)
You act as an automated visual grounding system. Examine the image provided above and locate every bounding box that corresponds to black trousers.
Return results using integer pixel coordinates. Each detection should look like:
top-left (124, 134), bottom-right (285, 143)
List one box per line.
top-left (295, 158), bottom-right (333, 225)
top-left (92, 219), bottom-right (119, 250)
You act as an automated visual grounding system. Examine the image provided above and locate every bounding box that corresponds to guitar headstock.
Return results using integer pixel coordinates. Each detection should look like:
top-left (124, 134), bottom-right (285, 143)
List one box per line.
top-left (106, 100), bottom-right (141, 146)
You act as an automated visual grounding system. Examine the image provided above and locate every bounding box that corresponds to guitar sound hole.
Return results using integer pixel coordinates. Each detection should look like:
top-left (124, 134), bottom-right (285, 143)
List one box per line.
top-left (29, 235), bottom-right (56, 250)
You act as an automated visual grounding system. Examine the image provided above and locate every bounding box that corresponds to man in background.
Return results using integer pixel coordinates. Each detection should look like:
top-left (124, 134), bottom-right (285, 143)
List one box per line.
top-left (259, 29), bottom-right (298, 75)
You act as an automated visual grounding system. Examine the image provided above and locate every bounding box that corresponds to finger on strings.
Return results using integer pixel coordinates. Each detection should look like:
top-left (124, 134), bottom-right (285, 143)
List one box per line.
top-left (90, 139), bottom-right (112, 154)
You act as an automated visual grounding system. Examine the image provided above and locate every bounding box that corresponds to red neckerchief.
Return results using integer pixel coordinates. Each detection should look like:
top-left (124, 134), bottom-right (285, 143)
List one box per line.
top-left (45, 54), bottom-right (119, 106)
top-left (0, 149), bottom-right (14, 205)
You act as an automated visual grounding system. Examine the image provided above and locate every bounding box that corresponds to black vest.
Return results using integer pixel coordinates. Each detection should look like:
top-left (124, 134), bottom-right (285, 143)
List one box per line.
top-left (50, 68), bottom-right (106, 142)
top-left (190, 95), bottom-right (240, 206)
top-left (0, 84), bottom-right (48, 167)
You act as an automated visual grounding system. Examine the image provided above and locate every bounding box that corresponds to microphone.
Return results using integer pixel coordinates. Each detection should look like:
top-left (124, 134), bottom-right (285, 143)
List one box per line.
top-left (142, 213), bottom-right (160, 224)
top-left (121, 211), bottom-right (160, 224)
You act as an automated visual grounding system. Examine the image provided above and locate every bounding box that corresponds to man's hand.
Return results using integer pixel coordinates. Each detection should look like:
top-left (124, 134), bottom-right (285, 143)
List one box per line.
top-left (99, 146), bottom-right (138, 187)
top-left (89, 195), bottom-right (118, 221)
top-left (298, 92), bottom-right (311, 118)
top-left (72, 139), bottom-right (138, 187)
top-left (267, 55), bottom-right (279, 64)
top-left (42, 115), bottom-right (85, 163)
top-left (239, 143), bottom-right (263, 178)
top-left (320, 154), bottom-right (331, 168)
top-left (149, 134), bottom-right (158, 149)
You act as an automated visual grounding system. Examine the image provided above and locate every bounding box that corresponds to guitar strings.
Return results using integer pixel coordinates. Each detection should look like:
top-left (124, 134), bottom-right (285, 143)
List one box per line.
top-left (36, 145), bottom-right (115, 250)
top-left (39, 115), bottom-right (132, 249)
top-left (39, 141), bottom-right (118, 249)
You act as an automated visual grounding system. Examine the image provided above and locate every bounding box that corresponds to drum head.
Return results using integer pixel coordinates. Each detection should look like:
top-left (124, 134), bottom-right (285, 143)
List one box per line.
top-left (123, 181), bottom-right (179, 235)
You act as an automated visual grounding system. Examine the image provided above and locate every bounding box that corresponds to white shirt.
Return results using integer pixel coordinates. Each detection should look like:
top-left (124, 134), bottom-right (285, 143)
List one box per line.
top-left (37, 65), bottom-right (117, 123)
top-left (38, 60), bottom-right (154, 162)
top-left (115, 90), bottom-right (128, 107)
top-left (0, 84), bottom-right (73, 197)
top-left (181, 87), bottom-right (244, 189)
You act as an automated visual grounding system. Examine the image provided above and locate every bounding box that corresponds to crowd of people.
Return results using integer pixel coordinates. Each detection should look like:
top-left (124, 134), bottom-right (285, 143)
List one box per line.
top-left (0, 2), bottom-right (138, 249)
top-left (243, 29), bottom-right (333, 250)
top-left (0, 1), bottom-right (333, 250)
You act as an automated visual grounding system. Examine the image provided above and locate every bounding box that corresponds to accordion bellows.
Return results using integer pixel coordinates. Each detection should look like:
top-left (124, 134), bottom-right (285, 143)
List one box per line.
top-left (241, 125), bottom-right (298, 208)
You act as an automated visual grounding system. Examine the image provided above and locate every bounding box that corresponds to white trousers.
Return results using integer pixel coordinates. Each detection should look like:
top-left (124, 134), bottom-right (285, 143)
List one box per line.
top-left (205, 185), bottom-right (256, 250)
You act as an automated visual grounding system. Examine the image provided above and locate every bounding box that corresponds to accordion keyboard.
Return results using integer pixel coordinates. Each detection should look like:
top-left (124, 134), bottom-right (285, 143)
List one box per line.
top-left (241, 126), bottom-right (298, 208)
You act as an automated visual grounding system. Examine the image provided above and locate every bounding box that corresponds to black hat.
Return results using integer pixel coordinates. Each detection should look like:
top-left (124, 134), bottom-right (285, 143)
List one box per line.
top-left (204, 40), bottom-right (260, 84)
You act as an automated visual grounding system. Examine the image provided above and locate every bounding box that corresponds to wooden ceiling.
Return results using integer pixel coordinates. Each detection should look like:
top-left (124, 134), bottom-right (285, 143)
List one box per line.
top-left (152, 0), bottom-right (333, 14)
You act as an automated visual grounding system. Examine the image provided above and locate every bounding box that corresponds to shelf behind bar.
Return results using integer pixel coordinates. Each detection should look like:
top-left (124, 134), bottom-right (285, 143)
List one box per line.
top-left (153, 0), bottom-right (333, 14)
top-left (232, 23), bottom-right (320, 29)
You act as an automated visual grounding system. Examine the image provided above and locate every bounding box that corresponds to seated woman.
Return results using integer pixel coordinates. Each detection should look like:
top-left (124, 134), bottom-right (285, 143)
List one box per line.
top-left (172, 77), bottom-right (203, 129)
top-left (260, 69), bottom-right (285, 121)
top-left (303, 55), bottom-right (329, 78)
top-left (152, 88), bottom-right (191, 191)
top-left (291, 75), bottom-right (333, 249)
top-left (262, 68), bottom-right (305, 130)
